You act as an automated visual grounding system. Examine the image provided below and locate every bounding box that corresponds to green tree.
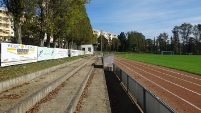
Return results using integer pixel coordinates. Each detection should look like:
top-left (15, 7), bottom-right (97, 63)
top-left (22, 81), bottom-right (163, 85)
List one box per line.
top-left (2, 0), bottom-right (28, 44)
top-left (172, 26), bottom-right (180, 54)
top-left (118, 32), bottom-right (127, 51)
top-left (179, 23), bottom-right (193, 53)
top-left (153, 37), bottom-right (157, 53)
top-left (198, 24), bottom-right (201, 41)
top-left (157, 32), bottom-right (168, 52)
top-left (188, 37), bottom-right (196, 54)
top-left (111, 38), bottom-right (120, 51)
top-left (127, 31), bottom-right (146, 52)
top-left (127, 31), bottom-right (135, 51)
top-left (146, 39), bottom-right (153, 53)
top-left (37, 0), bottom-right (48, 46)
top-left (22, 15), bottom-right (40, 45)
top-left (192, 24), bottom-right (201, 54)
top-left (97, 35), bottom-right (108, 51)
top-left (39, 0), bottom-right (92, 48)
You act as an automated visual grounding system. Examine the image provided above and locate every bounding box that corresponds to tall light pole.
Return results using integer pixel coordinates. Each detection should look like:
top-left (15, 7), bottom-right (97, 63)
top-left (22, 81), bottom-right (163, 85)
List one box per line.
top-left (101, 30), bottom-right (102, 52)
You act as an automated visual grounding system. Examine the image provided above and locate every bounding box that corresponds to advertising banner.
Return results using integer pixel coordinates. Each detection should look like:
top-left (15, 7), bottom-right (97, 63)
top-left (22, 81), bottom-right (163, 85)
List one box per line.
top-left (1, 43), bottom-right (38, 67)
top-left (79, 50), bottom-right (84, 55)
top-left (53, 48), bottom-right (68, 59)
top-left (71, 50), bottom-right (79, 57)
top-left (37, 47), bottom-right (54, 61)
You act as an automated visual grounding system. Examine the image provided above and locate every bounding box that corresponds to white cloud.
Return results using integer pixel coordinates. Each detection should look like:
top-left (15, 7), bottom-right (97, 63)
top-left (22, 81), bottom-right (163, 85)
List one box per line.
top-left (86, 0), bottom-right (201, 39)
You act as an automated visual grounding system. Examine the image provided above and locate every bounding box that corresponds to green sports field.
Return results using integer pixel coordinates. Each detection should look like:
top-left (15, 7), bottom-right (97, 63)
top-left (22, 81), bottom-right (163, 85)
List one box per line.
top-left (115, 53), bottom-right (201, 75)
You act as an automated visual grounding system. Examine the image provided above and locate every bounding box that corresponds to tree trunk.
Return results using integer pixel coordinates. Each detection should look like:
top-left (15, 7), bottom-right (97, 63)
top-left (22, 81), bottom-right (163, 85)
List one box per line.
top-left (39, 0), bottom-right (46, 46)
top-left (16, 23), bottom-right (22, 44)
top-left (53, 34), bottom-right (57, 48)
top-left (40, 31), bottom-right (45, 46)
top-left (63, 39), bottom-right (67, 49)
top-left (46, 33), bottom-right (50, 47)
top-left (68, 41), bottom-right (70, 49)
top-left (71, 40), bottom-right (73, 49)
top-left (58, 38), bottom-right (63, 48)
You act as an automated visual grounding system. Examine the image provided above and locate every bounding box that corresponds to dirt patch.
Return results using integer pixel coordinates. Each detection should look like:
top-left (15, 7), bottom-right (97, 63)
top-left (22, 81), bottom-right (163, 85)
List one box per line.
top-left (0, 94), bottom-right (22, 100)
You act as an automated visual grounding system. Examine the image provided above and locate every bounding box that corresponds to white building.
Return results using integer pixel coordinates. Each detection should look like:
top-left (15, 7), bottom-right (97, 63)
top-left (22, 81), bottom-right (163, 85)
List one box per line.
top-left (81, 44), bottom-right (94, 55)
top-left (93, 29), bottom-right (117, 42)
top-left (0, 7), bottom-right (14, 42)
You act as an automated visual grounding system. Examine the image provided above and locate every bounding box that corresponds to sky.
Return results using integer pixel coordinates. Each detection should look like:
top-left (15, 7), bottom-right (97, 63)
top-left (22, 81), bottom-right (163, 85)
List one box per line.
top-left (85, 0), bottom-right (201, 39)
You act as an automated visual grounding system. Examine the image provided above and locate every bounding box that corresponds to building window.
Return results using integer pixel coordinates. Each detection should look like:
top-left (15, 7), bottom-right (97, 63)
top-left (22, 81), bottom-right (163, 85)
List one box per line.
top-left (88, 47), bottom-right (91, 52)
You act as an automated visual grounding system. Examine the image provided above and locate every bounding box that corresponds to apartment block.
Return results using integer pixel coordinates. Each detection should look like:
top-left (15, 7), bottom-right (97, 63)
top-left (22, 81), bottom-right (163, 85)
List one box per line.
top-left (93, 29), bottom-right (117, 42)
top-left (0, 7), bottom-right (14, 42)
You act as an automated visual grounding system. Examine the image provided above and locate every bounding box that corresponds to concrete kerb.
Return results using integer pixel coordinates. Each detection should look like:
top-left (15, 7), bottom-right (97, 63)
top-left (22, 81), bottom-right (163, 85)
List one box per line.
top-left (65, 58), bottom-right (98, 113)
top-left (2, 58), bottom-right (88, 113)
top-left (0, 59), bottom-right (82, 92)
top-left (65, 65), bottom-right (94, 113)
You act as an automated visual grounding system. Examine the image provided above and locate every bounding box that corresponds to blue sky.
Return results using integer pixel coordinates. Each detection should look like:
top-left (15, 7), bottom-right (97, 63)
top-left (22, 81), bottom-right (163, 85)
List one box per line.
top-left (85, 0), bottom-right (201, 39)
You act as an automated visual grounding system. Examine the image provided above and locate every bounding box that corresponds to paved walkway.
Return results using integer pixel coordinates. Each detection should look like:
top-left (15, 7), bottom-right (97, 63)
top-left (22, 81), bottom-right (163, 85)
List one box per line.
top-left (78, 56), bottom-right (111, 113)
top-left (77, 56), bottom-right (141, 113)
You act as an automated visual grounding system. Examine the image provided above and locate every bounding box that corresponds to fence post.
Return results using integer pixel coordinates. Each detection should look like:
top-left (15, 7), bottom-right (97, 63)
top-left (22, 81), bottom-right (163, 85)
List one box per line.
top-left (127, 74), bottom-right (129, 92)
top-left (120, 69), bottom-right (122, 81)
top-left (143, 89), bottom-right (146, 113)
top-left (113, 63), bottom-right (115, 72)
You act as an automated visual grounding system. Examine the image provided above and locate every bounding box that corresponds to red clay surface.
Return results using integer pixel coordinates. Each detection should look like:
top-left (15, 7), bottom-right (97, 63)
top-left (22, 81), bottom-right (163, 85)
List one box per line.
top-left (115, 56), bottom-right (201, 113)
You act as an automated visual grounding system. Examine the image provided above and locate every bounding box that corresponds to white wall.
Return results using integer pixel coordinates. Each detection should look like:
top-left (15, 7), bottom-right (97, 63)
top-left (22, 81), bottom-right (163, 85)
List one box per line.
top-left (81, 44), bottom-right (94, 55)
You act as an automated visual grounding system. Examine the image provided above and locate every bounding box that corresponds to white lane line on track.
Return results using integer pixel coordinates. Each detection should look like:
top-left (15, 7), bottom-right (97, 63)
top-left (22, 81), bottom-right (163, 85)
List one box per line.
top-left (115, 61), bottom-right (201, 111)
top-left (116, 57), bottom-right (201, 81)
top-left (115, 58), bottom-right (201, 87)
top-left (116, 58), bottom-right (201, 87)
top-left (141, 65), bottom-right (201, 87)
top-left (122, 61), bottom-right (201, 96)
top-left (127, 62), bottom-right (201, 95)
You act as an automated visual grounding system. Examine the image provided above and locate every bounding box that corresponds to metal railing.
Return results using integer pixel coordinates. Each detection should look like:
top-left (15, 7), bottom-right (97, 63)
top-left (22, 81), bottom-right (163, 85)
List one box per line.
top-left (113, 64), bottom-right (177, 113)
top-left (103, 54), bottom-right (114, 71)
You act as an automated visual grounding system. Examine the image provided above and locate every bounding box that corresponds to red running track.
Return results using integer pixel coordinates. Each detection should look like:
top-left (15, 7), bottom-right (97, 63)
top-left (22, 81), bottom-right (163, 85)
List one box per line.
top-left (115, 57), bottom-right (201, 113)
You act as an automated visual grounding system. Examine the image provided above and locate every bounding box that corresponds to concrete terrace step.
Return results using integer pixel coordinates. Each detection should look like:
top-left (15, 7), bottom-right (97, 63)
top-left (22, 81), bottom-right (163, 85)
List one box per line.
top-left (0, 57), bottom-right (94, 113)
top-left (76, 57), bottom-right (111, 113)
top-left (94, 56), bottom-right (103, 68)
top-left (29, 57), bottom-right (97, 113)
top-left (0, 58), bottom-right (83, 92)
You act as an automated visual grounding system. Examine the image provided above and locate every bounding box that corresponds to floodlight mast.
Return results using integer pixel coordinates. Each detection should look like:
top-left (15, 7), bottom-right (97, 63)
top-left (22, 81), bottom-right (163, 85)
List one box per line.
top-left (101, 30), bottom-right (102, 52)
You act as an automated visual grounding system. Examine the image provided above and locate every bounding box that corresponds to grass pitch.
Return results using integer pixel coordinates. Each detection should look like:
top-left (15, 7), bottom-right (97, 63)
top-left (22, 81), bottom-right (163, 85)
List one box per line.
top-left (116, 53), bottom-right (201, 75)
